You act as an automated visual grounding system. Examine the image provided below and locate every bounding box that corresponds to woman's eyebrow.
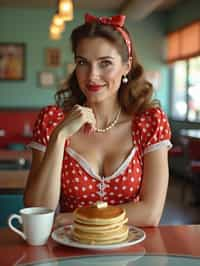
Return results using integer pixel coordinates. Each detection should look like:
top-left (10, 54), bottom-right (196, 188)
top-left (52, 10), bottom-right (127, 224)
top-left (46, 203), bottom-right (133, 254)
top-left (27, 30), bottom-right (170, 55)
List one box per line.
top-left (97, 56), bottom-right (114, 60)
top-left (75, 55), bottom-right (114, 60)
top-left (75, 56), bottom-right (85, 60)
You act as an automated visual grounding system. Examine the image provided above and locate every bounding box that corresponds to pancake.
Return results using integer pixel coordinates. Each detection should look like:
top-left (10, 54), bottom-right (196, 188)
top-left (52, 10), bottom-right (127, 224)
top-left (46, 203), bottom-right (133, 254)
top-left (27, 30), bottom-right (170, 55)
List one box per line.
top-left (71, 201), bottom-right (129, 245)
top-left (73, 217), bottom-right (128, 232)
top-left (74, 204), bottom-right (126, 224)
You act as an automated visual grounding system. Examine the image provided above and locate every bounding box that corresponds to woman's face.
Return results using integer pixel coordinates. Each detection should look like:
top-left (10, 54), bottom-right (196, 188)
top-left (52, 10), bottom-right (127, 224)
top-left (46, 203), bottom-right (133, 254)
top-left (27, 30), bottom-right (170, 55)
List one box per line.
top-left (75, 37), bottom-right (129, 104)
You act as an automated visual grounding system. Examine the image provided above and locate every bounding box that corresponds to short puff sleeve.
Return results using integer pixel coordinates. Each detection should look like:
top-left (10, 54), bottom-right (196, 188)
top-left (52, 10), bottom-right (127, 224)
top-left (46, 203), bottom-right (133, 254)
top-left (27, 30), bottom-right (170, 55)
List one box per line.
top-left (27, 105), bottom-right (65, 152)
top-left (136, 107), bottom-right (172, 155)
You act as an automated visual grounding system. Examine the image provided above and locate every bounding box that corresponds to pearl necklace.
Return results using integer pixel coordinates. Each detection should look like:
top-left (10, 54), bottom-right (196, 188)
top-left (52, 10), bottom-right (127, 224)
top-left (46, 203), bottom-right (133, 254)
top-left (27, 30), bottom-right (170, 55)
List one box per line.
top-left (95, 108), bottom-right (121, 133)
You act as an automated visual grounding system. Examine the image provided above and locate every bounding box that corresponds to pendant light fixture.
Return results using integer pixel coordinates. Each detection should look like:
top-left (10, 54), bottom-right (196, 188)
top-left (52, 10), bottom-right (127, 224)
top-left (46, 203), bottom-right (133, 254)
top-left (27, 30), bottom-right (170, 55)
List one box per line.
top-left (49, 0), bottom-right (74, 40)
top-left (58, 0), bottom-right (74, 21)
top-left (49, 24), bottom-right (62, 40)
top-left (52, 14), bottom-right (65, 32)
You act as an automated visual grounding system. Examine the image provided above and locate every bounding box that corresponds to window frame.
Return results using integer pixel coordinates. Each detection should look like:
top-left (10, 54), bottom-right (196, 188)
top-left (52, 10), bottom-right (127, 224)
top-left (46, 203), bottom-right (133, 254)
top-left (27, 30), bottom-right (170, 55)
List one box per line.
top-left (170, 55), bottom-right (200, 123)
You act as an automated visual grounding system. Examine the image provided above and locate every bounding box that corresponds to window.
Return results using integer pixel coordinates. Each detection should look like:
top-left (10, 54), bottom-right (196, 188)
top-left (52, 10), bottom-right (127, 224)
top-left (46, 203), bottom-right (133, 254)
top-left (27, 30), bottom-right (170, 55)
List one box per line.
top-left (171, 56), bottom-right (200, 122)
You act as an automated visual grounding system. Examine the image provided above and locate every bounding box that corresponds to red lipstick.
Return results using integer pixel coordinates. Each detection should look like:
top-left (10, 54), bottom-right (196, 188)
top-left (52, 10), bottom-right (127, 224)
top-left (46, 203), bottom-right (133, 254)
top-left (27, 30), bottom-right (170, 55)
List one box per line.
top-left (87, 85), bottom-right (102, 92)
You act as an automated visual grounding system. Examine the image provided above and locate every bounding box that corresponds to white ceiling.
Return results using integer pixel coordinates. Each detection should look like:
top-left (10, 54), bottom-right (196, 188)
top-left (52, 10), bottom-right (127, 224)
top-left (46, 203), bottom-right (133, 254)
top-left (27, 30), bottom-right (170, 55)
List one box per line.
top-left (0, 0), bottom-right (184, 20)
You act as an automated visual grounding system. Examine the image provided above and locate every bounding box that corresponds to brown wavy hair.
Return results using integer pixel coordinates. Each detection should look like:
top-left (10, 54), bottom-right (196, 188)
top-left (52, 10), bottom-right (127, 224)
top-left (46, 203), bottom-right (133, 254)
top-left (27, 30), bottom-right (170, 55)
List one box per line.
top-left (55, 21), bottom-right (159, 114)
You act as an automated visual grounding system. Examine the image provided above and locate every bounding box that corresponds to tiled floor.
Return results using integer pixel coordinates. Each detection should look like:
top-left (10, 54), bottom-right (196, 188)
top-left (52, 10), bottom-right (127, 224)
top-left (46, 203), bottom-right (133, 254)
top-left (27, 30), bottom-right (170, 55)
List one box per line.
top-left (160, 176), bottom-right (200, 225)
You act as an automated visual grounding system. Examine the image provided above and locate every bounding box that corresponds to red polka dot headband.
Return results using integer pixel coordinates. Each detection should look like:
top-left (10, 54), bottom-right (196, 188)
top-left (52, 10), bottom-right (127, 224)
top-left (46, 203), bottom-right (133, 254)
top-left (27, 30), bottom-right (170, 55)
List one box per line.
top-left (85, 13), bottom-right (132, 59)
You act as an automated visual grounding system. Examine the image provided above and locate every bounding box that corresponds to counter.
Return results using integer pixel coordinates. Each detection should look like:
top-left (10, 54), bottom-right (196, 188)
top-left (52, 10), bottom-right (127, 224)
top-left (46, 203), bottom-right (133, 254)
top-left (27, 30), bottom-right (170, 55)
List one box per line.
top-left (0, 149), bottom-right (31, 191)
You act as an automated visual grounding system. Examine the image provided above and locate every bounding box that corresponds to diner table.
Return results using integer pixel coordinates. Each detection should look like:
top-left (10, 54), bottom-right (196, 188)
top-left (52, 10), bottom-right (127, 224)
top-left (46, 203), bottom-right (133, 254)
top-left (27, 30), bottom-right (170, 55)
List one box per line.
top-left (0, 149), bottom-right (31, 192)
top-left (0, 224), bottom-right (200, 265)
top-left (179, 129), bottom-right (200, 140)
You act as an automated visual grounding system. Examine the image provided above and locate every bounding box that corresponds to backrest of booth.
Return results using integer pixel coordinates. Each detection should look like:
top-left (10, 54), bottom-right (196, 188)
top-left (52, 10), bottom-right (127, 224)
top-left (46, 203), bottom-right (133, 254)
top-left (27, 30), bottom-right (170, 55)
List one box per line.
top-left (0, 110), bottom-right (39, 149)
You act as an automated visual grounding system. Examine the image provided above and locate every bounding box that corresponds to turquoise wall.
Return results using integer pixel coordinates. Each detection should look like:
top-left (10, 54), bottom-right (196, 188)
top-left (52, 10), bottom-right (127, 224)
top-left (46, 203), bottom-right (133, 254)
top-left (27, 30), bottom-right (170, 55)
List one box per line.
top-left (0, 8), bottom-right (168, 111)
top-left (127, 13), bottom-right (169, 112)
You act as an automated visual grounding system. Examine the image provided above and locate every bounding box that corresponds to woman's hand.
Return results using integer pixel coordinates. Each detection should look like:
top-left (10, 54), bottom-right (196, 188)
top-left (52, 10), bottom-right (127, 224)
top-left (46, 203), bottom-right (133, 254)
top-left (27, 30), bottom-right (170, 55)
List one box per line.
top-left (53, 212), bottom-right (73, 229)
top-left (55, 105), bottom-right (96, 138)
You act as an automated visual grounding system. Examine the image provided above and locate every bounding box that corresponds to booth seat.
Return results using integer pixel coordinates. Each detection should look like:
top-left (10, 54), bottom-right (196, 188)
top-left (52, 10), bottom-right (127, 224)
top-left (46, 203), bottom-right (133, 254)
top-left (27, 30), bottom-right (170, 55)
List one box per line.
top-left (0, 109), bottom-right (39, 149)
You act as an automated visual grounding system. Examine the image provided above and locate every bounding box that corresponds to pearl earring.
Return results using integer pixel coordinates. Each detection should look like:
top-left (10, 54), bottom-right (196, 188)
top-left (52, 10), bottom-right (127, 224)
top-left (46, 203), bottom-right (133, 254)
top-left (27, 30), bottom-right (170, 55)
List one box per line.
top-left (122, 75), bottom-right (128, 84)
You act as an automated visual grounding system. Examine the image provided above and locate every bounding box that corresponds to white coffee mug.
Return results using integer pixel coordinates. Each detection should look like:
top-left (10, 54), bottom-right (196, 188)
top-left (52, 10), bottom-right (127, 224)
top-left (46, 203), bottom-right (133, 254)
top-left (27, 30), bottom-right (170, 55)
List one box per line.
top-left (8, 207), bottom-right (55, 246)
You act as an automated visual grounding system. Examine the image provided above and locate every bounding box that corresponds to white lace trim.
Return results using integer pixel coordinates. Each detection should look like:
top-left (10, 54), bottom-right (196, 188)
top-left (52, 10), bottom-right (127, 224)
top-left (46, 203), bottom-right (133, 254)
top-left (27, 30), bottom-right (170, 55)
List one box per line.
top-left (26, 141), bottom-right (46, 152)
top-left (144, 140), bottom-right (172, 155)
top-left (66, 146), bottom-right (137, 181)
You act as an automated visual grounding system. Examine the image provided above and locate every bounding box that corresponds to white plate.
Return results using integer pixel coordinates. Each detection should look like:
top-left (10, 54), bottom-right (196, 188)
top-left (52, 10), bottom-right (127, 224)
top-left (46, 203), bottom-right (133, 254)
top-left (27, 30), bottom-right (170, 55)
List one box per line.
top-left (51, 225), bottom-right (146, 250)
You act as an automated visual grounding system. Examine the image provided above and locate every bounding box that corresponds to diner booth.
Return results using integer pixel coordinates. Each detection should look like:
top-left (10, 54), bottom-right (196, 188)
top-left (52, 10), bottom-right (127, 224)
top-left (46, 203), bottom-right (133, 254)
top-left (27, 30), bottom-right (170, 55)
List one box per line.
top-left (0, 110), bottom-right (38, 227)
top-left (0, 0), bottom-right (200, 265)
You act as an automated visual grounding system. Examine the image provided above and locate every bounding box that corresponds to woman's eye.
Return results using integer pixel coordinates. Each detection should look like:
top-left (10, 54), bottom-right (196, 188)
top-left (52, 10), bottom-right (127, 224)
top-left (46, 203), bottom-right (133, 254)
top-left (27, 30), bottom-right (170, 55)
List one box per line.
top-left (76, 60), bottom-right (87, 66)
top-left (100, 60), bottom-right (112, 67)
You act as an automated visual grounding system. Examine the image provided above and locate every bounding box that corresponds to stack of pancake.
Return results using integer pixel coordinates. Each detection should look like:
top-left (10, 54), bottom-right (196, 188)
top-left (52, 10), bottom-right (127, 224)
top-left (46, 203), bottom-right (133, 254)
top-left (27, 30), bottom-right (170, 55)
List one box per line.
top-left (71, 201), bottom-right (129, 245)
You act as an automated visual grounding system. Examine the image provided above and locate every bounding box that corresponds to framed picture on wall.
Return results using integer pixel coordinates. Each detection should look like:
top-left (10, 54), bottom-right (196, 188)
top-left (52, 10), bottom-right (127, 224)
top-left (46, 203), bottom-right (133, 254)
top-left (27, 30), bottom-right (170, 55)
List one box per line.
top-left (38, 71), bottom-right (56, 88)
top-left (0, 43), bottom-right (25, 81)
top-left (46, 48), bottom-right (61, 67)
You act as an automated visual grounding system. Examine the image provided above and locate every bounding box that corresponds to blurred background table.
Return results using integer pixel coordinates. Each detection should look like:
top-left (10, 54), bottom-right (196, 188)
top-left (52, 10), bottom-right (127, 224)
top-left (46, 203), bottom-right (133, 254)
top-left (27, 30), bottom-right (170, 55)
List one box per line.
top-left (180, 129), bottom-right (200, 140)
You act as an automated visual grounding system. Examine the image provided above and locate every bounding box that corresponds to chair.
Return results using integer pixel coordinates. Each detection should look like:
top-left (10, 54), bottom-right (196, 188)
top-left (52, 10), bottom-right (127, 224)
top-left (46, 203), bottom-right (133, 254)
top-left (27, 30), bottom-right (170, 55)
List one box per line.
top-left (169, 145), bottom-right (184, 157)
top-left (182, 138), bottom-right (200, 204)
top-left (168, 136), bottom-right (185, 179)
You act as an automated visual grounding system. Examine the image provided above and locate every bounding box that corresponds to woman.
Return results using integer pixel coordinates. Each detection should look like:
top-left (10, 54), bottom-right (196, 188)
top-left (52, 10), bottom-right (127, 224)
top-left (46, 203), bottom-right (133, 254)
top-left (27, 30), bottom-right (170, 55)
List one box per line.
top-left (24, 13), bottom-right (172, 227)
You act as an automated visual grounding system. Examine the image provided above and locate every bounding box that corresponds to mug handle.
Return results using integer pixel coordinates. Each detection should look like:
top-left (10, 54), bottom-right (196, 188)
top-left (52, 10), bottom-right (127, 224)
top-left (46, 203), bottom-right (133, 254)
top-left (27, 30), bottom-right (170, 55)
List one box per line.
top-left (8, 214), bottom-right (26, 240)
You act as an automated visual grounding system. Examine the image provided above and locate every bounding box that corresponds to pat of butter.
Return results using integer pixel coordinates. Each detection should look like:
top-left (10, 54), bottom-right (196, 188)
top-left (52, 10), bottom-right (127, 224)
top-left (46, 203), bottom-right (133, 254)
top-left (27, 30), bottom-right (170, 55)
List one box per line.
top-left (96, 201), bottom-right (108, 208)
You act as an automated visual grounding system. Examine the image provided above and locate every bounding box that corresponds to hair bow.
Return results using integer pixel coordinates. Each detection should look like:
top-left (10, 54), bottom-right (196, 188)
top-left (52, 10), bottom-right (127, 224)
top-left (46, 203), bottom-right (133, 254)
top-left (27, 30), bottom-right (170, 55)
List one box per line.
top-left (85, 13), bottom-right (126, 28)
top-left (84, 13), bottom-right (132, 58)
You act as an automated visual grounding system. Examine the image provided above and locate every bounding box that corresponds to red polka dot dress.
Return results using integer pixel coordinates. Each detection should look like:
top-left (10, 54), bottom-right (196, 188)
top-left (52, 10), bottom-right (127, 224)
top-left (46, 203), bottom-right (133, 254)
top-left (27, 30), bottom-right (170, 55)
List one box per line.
top-left (28, 105), bottom-right (172, 212)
